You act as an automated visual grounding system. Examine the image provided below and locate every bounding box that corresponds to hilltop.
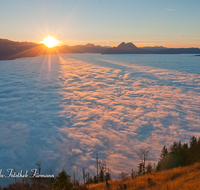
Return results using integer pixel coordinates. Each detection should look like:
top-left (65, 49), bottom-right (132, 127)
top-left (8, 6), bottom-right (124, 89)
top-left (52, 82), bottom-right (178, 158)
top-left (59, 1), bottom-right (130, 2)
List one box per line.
top-left (87, 162), bottom-right (200, 190)
top-left (3, 136), bottom-right (200, 189)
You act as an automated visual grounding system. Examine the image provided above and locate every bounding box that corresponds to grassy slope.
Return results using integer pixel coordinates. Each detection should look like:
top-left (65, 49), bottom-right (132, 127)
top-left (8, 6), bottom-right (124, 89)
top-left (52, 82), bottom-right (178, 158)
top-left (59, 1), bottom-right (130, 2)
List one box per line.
top-left (87, 162), bottom-right (200, 190)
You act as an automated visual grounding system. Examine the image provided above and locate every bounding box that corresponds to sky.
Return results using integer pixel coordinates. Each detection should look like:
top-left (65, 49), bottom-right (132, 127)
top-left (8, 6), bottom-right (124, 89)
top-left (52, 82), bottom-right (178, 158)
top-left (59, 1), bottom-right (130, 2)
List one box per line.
top-left (0, 0), bottom-right (200, 48)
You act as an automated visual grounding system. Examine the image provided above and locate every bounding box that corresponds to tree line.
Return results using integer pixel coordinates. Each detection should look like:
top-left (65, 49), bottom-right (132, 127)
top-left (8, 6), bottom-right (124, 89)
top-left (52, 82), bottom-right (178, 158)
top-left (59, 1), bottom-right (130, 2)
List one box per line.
top-left (156, 135), bottom-right (200, 171)
top-left (1, 135), bottom-right (200, 190)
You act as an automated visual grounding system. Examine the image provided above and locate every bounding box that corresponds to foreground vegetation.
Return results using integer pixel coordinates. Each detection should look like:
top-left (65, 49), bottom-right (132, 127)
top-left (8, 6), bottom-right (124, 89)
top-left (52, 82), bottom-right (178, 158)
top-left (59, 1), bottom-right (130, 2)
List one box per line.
top-left (157, 136), bottom-right (200, 171)
top-left (1, 136), bottom-right (200, 190)
top-left (87, 162), bottom-right (200, 190)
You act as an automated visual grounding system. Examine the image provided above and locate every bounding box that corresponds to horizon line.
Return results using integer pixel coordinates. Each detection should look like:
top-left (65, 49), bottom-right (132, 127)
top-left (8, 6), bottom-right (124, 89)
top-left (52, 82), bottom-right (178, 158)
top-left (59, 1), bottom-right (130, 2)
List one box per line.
top-left (1, 38), bottom-right (200, 49)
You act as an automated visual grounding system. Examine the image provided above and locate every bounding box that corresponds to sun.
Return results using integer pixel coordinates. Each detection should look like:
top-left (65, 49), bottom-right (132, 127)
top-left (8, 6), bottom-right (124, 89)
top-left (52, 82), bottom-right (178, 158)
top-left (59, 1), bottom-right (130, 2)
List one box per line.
top-left (42, 36), bottom-right (59, 48)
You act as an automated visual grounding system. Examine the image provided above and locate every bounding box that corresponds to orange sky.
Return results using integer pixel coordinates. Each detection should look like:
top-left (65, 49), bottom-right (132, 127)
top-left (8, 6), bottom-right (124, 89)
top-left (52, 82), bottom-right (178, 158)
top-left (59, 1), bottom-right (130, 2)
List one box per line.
top-left (1, 1), bottom-right (200, 49)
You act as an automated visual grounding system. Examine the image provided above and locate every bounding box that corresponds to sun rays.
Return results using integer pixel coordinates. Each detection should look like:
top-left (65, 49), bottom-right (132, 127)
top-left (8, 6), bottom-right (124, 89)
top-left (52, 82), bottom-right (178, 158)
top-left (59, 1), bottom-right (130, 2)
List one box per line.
top-left (41, 36), bottom-right (60, 48)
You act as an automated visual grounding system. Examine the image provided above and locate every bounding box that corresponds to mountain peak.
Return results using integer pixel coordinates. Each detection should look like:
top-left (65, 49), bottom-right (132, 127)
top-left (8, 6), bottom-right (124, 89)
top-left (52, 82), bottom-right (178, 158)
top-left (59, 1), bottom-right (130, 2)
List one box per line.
top-left (117, 42), bottom-right (137, 50)
top-left (102, 42), bottom-right (153, 54)
top-left (118, 42), bottom-right (126, 46)
top-left (85, 43), bottom-right (95, 47)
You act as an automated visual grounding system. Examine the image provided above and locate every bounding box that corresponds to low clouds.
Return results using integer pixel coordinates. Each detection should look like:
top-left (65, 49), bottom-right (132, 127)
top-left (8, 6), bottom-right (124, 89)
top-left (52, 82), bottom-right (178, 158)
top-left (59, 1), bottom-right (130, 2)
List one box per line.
top-left (0, 54), bottom-right (199, 182)
top-left (56, 54), bottom-right (200, 177)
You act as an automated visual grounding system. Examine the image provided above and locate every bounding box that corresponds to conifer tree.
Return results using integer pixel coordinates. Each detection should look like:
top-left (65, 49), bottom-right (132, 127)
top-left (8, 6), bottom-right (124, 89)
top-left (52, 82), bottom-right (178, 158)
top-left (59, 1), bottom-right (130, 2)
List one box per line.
top-left (170, 142), bottom-right (180, 154)
top-left (160, 146), bottom-right (168, 160)
top-left (53, 170), bottom-right (73, 190)
top-left (146, 162), bottom-right (153, 174)
top-left (189, 136), bottom-right (198, 163)
top-left (137, 163), bottom-right (145, 176)
top-left (180, 143), bottom-right (190, 166)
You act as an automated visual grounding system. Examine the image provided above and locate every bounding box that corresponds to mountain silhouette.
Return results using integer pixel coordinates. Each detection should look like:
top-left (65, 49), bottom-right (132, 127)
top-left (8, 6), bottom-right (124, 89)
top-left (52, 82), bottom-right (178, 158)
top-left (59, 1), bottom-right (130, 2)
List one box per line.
top-left (0, 39), bottom-right (82, 60)
top-left (140, 46), bottom-right (168, 52)
top-left (72, 43), bottom-right (109, 53)
top-left (117, 42), bottom-right (138, 50)
top-left (102, 42), bottom-right (200, 54)
top-left (1, 39), bottom-right (200, 60)
top-left (102, 42), bottom-right (152, 54)
top-left (0, 39), bottom-right (109, 60)
top-left (157, 48), bottom-right (200, 54)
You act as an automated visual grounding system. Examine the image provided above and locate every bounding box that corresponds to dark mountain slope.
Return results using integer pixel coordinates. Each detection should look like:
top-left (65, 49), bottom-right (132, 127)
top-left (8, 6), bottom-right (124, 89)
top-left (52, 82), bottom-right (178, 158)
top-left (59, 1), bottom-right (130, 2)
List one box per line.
top-left (158, 48), bottom-right (200, 54)
top-left (72, 43), bottom-right (109, 53)
top-left (102, 42), bottom-right (153, 54)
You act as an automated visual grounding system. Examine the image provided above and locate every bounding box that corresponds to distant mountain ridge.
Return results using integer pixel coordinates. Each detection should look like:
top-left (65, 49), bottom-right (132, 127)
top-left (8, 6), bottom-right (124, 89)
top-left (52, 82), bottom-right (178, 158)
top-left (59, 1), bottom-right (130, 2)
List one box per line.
top-left (102, 42), bottom-right (200, 54)
top-left (102, 42), bottom-right (152, 54)
top-left (0, 39), bottom-right (109, 60)
top-left (1, 39), bottom-right (200, 60)
top-left (0, 39), bottom-right (81, 60)
top-left (140, 46), bottom-right (168, 52)
top-left (72, 43), bottom-right (109, 53)
top-left (156, 48), bottom-right (200, 54)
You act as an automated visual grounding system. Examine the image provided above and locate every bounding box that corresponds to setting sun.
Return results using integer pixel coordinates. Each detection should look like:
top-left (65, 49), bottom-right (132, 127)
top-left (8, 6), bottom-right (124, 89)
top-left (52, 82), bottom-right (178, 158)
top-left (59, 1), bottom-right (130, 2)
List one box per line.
top-left (42, 36), bottom-right (59, 48)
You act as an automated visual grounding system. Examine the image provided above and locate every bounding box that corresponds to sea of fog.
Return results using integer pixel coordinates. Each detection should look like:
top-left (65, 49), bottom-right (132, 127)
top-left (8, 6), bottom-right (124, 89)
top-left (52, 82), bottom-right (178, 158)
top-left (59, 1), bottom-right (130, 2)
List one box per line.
top-left (0, 53), bottom-right (200, 185)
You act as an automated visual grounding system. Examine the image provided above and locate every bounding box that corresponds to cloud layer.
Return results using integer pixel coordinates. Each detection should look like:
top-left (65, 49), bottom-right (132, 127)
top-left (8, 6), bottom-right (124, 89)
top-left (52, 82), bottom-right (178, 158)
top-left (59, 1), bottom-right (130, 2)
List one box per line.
top-left (0, 54), bottom-right (200, 184)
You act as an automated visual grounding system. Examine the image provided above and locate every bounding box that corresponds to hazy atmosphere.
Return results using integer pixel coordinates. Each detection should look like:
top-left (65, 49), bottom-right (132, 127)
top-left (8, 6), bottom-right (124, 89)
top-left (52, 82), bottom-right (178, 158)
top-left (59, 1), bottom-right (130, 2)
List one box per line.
top-left (0, 53), bottom-right (200, 185)
top-left (0, 0), bottom-right (200, 189)
top-left (0, 0), bottom-right (200, 47)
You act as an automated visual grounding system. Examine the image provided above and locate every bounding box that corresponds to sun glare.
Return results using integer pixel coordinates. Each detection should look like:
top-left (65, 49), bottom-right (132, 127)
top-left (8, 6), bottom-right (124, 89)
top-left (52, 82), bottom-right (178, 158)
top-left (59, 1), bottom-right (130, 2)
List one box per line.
top-left (42, 36), bottom-right (59, 48)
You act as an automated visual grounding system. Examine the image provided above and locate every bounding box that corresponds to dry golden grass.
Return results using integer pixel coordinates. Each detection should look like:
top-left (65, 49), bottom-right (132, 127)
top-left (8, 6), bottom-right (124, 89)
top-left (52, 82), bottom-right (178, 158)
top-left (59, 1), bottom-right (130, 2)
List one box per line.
top-left (87, 162), bottom-right (200, 190)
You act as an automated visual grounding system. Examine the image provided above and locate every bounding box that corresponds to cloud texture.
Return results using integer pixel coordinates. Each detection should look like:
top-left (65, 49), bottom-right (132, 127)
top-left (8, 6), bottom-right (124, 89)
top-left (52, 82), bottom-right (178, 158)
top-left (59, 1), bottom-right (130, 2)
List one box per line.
top-left (0, 53), bottom-right (199, 184)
